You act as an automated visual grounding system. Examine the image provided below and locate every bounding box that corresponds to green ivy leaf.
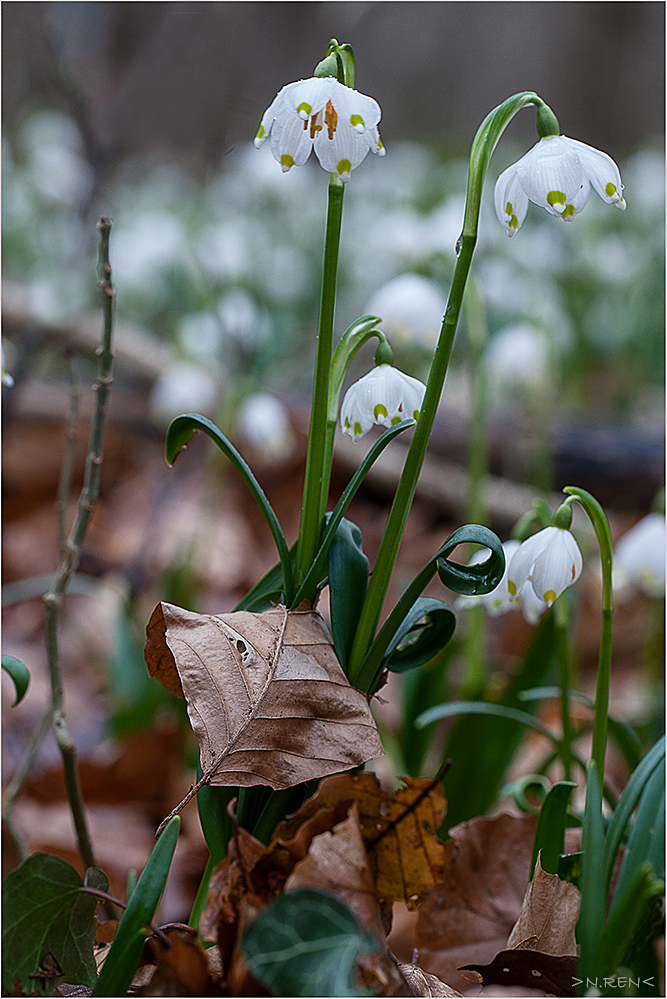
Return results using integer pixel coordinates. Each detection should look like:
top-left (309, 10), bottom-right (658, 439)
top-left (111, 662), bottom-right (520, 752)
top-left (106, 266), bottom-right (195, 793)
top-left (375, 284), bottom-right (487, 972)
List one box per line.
top-left (328, 518), bottom-right (369, 671)
top-left (241, 889), bottom-right (378, 997)
top-left (1, 854), bottom-right (108, 994)
top-left (2, 654), bottom-right (30, 706)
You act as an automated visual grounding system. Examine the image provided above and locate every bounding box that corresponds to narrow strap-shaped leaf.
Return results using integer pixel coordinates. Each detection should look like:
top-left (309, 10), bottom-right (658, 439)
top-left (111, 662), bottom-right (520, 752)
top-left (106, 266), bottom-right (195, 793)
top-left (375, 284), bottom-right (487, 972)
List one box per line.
top-left (235, 544), bottom-right (297, 612)
top-left (91, 816), bottom-right (180, 996)
top-left (603, 736), bottom-right (665, 893)
top-left (384, 598), bottom-right (455, 674)
top-left (594, 864), bottom-right (663, 981)
top-left (609, 753), bottom-right (665, 915)
top-left (415, 700), bottom-right (560, 743)
top-left (2, 655), bottom-right (30, 706)
top-left (327, 518), bottom-right (369, 671)
top-left (165, 414), bottom-right (294, 605)
top-left (577, 761), bottom-right (606, 989)
top-left (530, 781), bottom-right (577, 877)
top-left (293, 419), bottom-right (413, 606)
top-left (352, 523), bottom-right (504, 692)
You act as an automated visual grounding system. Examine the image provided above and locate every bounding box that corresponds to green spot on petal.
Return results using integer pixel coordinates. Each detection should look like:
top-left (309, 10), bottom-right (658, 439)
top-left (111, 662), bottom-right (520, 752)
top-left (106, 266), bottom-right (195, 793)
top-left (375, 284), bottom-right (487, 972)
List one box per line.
top-left (413, 409), bottom-right (420, 421)
top-left (605, 182), bottom-right (617, 197)
top-left (297, 102), bottom-right (312, 118)
top-left (353, 421), bottom-right (362, 437)
top-left (562, 204), bottom-right (576, 219)
top-left (543, 589), bottom-right (557, 606)
top-left (337, 159), bottom-right (352, 177)
top-left (344, 416), bottom-right (350, 429)
top-left (506, 201), bottom-right (513, 216)
top-left (509, 215), bottom-right (518, 230)
top-left (390, 416), bottom-right (401, 426)
top-left (374, 403), bottom-right (388, 421)
top-left (508, 580), bottom-right (517, 597)
top-left (280, 154), bottom-right (295, 172)
top-left (350, 114), bottom-right (364, 129)
top-left (546, 190), bottom-right (566, 209)
top-left (255, 125), bottom-right (265, 140)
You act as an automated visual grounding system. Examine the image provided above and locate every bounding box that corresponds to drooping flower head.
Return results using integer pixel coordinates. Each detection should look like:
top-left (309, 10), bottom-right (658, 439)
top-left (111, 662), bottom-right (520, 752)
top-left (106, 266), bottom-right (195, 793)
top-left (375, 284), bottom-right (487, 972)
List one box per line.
top-left (254, 76), bottom-right (385, 181)
top-left (508, 525), bottom-right (583, 607)
top-left (495, 135), bottom-right (626, 236)
top-left (455, 540), bottom-right (548, 624)
top-left (340, 363), bottom-right (425, 441)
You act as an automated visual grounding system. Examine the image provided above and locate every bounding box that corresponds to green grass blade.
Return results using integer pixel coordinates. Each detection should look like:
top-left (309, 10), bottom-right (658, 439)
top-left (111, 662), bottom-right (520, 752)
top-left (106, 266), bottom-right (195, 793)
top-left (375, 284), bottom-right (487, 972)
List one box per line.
top-left (609, 754), bottom-right (665, 915)
top-left (595, 864), bottom-right (664, 979)
top-left (531, 780), bottom-right (577, 877)
top-left (416, 701), bottom-right (560, 743)
top-left (91, 816), bottom-right (180, 996)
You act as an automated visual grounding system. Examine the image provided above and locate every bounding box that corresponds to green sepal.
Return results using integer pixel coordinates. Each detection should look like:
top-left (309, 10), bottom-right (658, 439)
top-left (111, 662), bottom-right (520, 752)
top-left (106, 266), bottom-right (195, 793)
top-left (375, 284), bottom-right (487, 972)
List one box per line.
top-left (91, 816), bottom-right (180, 997)
top-left (530, 780), bottom-right (577, 877)
top-left (2, 654), bottom-right (30, 706)
top-left (327, 518), bottom-right (369, 672)
top-left (165, 414), bottom-right (293, 605)
top-left (384, 598), bottom-right (455, 674)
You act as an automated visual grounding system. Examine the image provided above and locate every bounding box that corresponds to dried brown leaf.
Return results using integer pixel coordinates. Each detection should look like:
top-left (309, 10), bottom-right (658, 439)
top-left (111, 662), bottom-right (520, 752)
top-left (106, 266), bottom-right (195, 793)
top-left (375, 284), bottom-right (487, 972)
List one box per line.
top-left (398, 962), bottom-right (463, 996)
top-left (145, 602), bottom-right (383, 791)
top-left (284, 802), bottom-right (385, 938)
top-left (458, 948), bottom-right (577, 997)
top-left (136, 927), bottom-right (220, 996)
top-left (416, 813), bottom-right (537, 993)
top-left (270, 771), bottom-right (446, 909)
top-left (507, 853), bottom-right (580, 955)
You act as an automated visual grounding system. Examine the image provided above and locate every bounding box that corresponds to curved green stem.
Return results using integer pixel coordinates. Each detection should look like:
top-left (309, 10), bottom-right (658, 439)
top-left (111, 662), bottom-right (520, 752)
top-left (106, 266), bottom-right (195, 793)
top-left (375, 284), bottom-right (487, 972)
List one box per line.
top-left (347, 92), bottom-right (551, 680)
top-left (563, 486), bottom-right (614, 786)
top-left (296, 174), bottom-right (345, 588)
top-left (553, 596), bottom-right (574, 781)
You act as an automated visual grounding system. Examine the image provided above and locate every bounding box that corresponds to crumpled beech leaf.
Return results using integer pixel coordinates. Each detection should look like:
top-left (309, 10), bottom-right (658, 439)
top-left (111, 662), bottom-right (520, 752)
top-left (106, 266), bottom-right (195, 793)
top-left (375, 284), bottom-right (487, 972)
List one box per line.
top-left (398, 963), bottom-right (463, 997)
top-left (145, 602), bottom-right (383, 799)
top-left (507, 852), bottom-right (581, 955)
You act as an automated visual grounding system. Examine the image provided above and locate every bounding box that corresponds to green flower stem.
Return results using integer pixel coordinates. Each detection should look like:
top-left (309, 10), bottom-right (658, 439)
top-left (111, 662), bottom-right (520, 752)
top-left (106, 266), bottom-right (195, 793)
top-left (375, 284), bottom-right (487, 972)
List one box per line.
top-left (295, 174), bottom-right (345, 588)
top-left (563, 486), bottom-right (614, 786)
top-left (553, 596), bottom-right (574, 781)
top-left (348, 92), bottom-right (550, 683)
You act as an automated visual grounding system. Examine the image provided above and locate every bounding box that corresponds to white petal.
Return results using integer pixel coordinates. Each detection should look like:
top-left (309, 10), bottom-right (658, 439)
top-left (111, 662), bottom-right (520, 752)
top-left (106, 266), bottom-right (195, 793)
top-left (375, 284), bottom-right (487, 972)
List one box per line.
top-left (517, 584), bottom-right (548, 624)
top-left (564, 136), bottom-right (626, 209)
top-left (327, 80), bottom-right (382, 131)
top-left (530, 527), bottom-right (583, 606)
top-left (269, 114), bottom-right (314, 170)
top-left (614, 513), bottom-right (666, 598)
top-left (494, 164), bottom-right (529, 235)
top-left (516, 136), bottom-right (587, 216)
top-left (339, 365), bottom-right (425, 440)
top-left (507, 529), bottom-right (551, 599)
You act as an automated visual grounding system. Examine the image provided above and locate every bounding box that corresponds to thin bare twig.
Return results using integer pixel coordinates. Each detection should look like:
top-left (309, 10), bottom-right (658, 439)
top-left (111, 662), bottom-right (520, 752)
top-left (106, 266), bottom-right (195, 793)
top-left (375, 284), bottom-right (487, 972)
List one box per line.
top-left (42, 218), bottom-right (115, 878)
top-left (56, 351), bottom-right (81, 558)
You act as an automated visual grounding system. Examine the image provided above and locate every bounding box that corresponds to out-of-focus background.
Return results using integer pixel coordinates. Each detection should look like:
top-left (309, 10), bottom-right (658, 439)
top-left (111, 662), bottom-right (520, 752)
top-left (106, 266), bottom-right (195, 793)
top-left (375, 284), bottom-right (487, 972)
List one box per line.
top-left (2, 2), bottom-right (665, 922)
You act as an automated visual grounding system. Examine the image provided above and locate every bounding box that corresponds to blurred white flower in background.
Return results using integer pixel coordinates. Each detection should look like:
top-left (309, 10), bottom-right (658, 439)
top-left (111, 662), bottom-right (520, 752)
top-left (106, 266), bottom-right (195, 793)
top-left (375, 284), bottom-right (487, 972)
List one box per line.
top-left (485, 323), bottom-right (551, 390)
top-left (19, 111), bottom-right (93, 206)
top-left (112, 211), bottom-right (190, 289)
top-left (613, 513), bottom-right (666, 599)
top-left (216, 289), bottom-right (272, 349)
top-left (236, 392), bottom-right (295, 464)
top-left (454, 540), bottom-right (548, 625)
top-left (149, 361), bottom-right (221, 427)
top-left (366, 274), bottom-right (446, 350)
top-left (177, 313), bottom-right (224, 361)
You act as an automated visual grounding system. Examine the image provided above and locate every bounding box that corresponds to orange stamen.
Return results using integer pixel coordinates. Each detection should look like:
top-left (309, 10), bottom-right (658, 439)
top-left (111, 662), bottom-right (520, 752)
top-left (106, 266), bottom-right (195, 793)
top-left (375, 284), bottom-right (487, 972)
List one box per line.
top-left (324, 100), bottom-right (338, 140)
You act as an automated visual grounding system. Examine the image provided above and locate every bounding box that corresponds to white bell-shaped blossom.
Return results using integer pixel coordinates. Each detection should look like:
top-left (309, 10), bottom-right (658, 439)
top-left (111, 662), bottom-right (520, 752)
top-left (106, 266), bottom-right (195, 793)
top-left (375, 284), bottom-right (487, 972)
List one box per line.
top-left (366, 274), bottom-right (446, 350)
top-left (454, 540), bottom-right (548, 624)
top-left (495, 135), bottom-right (626, 236)
top-left (508, 526), bottom-right (583, 607)
top-left (254, 76), bottom-right (385, 181)
top-left (340, 364), bottom-right (425, 442)
top-left (613, 513), bottom-right (666, 598)
top-left (236, 392), bottom-right (295, 464)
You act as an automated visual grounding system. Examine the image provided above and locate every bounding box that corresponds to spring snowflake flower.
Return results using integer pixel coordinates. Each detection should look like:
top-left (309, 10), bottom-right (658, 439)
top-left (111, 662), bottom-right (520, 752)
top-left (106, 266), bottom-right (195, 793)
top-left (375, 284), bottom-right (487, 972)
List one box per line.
top-left (613, 512), bottom-right (666, 598)
top-left (366, 274), bottom-right (446, 350)
top-left (340, 364), bottom-right (425, 442)
top-left (495, 135), bottom-right (626, 236)
top-left (508, 526), bottom-right (583, 607)
top-left (254, 76), bottom-right (385, 181)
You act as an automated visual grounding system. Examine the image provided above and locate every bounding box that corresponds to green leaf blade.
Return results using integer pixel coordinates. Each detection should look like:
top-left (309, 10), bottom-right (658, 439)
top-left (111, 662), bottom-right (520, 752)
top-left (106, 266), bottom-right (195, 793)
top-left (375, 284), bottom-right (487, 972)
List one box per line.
top-left (2, 854), bottom-right (105, 993)
top-left (2, 654), bottom-right (30, 706)
top-left (241, 889), bottom-right (377, 997)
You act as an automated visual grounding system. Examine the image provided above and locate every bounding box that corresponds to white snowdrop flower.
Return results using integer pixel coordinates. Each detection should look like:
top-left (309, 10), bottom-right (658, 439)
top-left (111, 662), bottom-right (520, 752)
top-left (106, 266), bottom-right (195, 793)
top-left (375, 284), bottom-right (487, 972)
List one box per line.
top-left (340, 364), bottom-right (425, 442)
top-left (485, 323), bottom-right (550, 389)
top-left (255, 76), bottom-right (385, 181)
top-left (508, 526), bottom-right (583, 608)
top-left (149, 362), bottom-right (221, 427)
top-left (236, 393), bottom-right (295, 463)
top-left (495, 135), bottom-right (626, 236)
top-left (613, 513), bottom-right (666, 598)
top-left (177, 313), bottom-right (224, 360)
top-left (366, 274), bottom-right (446, 349)
top-left (216, 290), bottom-right (272, 348)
